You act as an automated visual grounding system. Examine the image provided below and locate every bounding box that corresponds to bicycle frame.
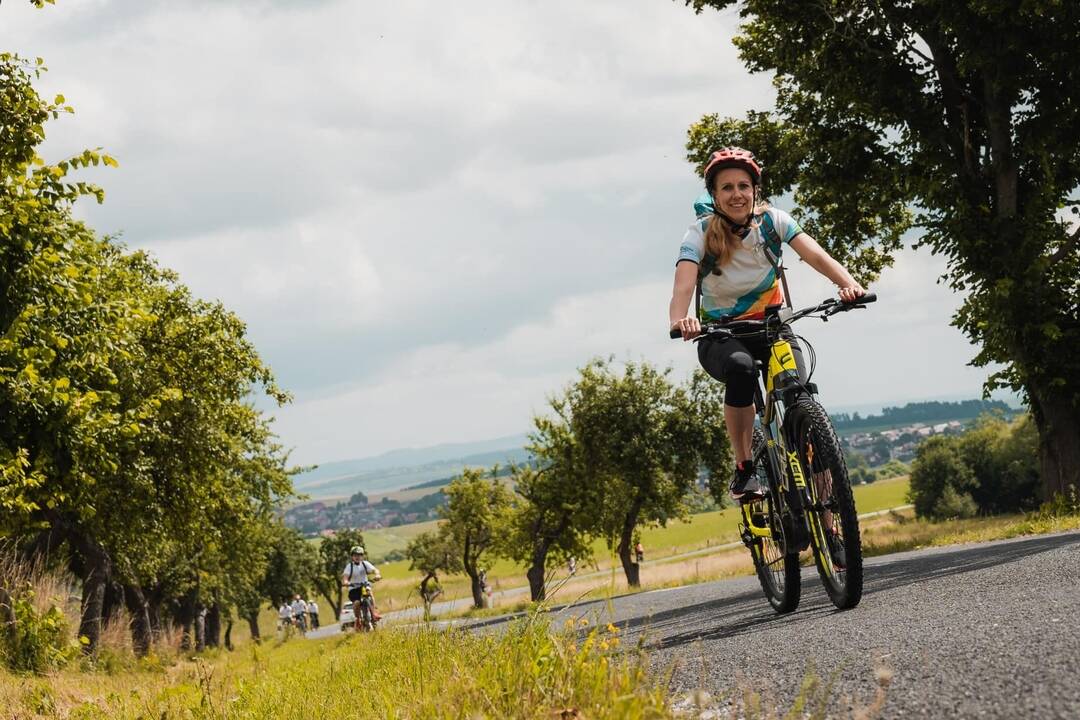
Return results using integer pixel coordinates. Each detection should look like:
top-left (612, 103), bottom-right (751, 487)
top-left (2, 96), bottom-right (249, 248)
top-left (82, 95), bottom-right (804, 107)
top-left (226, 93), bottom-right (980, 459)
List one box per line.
top-left (740, 333), bottom-right (812, 549)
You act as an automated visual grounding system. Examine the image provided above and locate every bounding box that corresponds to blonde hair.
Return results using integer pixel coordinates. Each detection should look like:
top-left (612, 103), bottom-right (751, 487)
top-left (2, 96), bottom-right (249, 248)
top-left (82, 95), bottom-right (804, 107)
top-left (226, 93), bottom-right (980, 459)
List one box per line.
top-left (703, 199), bottom-right (771, 268)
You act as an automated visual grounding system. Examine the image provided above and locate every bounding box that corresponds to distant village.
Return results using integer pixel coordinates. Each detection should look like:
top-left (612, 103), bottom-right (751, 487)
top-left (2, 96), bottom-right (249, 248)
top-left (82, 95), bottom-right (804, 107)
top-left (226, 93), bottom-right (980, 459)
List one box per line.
top-left (283, 488), bottom-right (445, 539)
top-left (841, 419), bottom-right (965, 466)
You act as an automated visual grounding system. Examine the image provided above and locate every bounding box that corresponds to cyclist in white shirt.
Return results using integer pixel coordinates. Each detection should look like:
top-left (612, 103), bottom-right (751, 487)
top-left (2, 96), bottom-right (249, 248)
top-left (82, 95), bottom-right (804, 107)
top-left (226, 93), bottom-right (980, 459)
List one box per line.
top-left (307, 599), bottom-right (320, 629)
top-left (341, 545), bottom-right (382, 621)
top-left (290, 594), bottom-right (308, 631)
top-left (277, 602), bottom-right (292, 630)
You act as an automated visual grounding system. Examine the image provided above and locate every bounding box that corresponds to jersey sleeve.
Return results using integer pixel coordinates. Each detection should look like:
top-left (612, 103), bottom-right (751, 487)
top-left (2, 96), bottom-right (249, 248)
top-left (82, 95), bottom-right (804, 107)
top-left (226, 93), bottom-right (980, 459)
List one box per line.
top-left (768, 208), bottom-right (804, 243)
top-left (677, 222), bottom-right (705, 265)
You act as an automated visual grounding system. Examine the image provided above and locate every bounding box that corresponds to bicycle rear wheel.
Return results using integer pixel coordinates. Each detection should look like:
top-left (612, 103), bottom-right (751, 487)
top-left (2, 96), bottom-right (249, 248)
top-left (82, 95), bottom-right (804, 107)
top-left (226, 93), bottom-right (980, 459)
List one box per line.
top-left (787, 398), bottom-right (863, 609)
top-left (746, 429), bottom-right (801, 614)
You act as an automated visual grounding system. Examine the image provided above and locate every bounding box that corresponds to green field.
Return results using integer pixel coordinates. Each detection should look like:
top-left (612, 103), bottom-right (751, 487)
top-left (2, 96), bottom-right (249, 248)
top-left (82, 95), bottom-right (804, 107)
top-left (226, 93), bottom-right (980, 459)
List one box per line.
top-left (367, 476), bottom-right (911, 610)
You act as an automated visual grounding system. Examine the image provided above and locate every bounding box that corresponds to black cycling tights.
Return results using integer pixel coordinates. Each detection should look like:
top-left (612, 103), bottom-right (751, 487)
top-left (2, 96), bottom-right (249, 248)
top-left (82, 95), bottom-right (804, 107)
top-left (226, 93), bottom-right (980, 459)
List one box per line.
top-left (697, 332), bottom-right (806, 408)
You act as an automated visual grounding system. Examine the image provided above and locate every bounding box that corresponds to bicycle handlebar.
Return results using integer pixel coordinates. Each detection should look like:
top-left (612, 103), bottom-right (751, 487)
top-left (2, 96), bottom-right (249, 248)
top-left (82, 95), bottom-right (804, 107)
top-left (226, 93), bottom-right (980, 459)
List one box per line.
top-left (669, 293), bottom-right (877, 339)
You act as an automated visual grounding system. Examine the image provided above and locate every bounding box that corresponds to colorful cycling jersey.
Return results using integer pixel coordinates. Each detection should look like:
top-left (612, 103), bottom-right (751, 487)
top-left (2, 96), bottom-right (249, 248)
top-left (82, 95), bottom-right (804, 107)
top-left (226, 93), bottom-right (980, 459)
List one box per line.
top-left (677, 199), bottom-right (804, 320)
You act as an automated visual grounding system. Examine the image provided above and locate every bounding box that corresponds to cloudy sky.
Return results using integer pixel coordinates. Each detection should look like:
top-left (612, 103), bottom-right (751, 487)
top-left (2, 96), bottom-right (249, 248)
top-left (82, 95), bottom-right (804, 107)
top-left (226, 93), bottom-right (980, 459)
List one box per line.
top-left (6, 0), bottom-right (1003, 465)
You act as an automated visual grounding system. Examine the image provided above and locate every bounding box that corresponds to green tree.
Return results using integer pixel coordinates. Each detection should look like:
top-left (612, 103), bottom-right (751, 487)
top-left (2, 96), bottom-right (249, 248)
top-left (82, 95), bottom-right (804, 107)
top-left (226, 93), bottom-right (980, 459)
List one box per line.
top-left (259, 523), bottom-right (318, 610)
top-left (3, 15), bottom-right (296, 656)
top-left (846, 450), bottom-right (874, 485)
top-left (681, 0), bottom-right (1080, 500)
top-left (503, 461), bottom-right (597, 603)
top-left (440, 468), bottom-right (513, 609)
top-left (559, 360), bottom-right (728, 587)
top-left (405, 530), bottom-right (462, 620)
top-left (315, 528), bottom-right (366, 619)
top-left (907, 436), bottom-right (978, 520)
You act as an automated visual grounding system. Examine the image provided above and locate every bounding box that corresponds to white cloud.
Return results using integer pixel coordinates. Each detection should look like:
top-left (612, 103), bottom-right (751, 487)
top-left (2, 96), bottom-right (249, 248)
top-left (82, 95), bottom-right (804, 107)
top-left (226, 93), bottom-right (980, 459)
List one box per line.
top-left (6, 0), bottom-right (996, 463)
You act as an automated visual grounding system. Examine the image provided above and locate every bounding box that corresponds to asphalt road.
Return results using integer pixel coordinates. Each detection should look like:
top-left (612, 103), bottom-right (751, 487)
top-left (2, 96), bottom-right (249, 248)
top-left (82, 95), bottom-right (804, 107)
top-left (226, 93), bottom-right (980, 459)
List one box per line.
top-left (534, 530), bottom-right (1080, 719)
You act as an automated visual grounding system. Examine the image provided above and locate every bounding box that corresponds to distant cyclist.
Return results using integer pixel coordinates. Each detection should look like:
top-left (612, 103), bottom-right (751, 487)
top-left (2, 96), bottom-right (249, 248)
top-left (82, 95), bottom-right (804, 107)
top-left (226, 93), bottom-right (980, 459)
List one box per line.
top-left (290, 594), bottom-right (308, 632)
top-left (277, 601), bottom-right (292, 631)
top-left (341, 545), bottom-right (382, 622)
top-left (668, 147), bottom-right (865, 499)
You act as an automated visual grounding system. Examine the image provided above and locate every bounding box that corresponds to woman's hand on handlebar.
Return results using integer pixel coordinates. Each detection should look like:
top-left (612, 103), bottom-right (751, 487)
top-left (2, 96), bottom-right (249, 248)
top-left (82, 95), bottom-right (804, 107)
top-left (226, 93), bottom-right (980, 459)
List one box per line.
top-left (670, 316), bottom-right (701, 341)
top-left (837, 284), bottom-right (866, 303)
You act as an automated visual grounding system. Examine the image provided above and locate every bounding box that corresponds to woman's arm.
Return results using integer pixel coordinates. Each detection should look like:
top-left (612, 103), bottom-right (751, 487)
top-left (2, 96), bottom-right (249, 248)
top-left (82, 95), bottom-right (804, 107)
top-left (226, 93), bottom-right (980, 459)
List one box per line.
top-left (789, 233), bottom-right (866, 301)
top-left (669, 261), bottom-right (702, 339)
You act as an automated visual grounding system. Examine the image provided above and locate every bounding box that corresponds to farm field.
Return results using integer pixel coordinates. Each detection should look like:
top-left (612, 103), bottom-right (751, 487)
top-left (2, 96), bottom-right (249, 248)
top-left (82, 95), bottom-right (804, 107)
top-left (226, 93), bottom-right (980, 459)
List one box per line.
top-left (365, 476), bottom-right (912, 612)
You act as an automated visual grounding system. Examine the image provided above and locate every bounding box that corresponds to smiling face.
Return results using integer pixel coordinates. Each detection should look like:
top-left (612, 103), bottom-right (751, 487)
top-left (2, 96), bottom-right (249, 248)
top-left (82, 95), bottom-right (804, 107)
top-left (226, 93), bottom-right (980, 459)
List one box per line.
top-left (712, 167), bottom-right (755, 224)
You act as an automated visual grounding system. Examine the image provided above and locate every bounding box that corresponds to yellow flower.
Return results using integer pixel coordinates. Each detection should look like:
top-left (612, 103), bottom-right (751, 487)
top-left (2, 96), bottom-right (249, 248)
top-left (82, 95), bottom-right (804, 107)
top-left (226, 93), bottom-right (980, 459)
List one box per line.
top-left (606, 623), bottom-right (619, 635)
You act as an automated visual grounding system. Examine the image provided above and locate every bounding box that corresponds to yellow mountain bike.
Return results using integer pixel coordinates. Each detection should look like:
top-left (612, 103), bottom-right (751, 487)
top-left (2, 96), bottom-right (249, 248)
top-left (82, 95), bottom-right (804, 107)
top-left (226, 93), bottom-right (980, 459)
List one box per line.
top-left (674, 294), bottom-right (876, 612)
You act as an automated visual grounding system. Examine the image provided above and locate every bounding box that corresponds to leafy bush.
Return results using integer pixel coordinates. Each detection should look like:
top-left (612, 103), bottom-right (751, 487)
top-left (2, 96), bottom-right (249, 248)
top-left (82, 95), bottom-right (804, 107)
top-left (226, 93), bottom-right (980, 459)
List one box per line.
top-left (908, 415), bottom-right (1040, 520)
top-left (1, 584), bottom-right (79, 674)
top-left (847, 451), bottom-right (874, 485)
top-left (874, 459), bottom-right (909, 482)
top-left (908, 437), bottom-right (978, 519)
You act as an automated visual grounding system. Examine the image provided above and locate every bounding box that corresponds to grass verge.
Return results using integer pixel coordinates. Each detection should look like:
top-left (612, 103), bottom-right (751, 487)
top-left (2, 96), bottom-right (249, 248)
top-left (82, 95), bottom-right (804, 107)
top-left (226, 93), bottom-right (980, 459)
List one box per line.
top-left (4, 617), bottom-right (673, 720)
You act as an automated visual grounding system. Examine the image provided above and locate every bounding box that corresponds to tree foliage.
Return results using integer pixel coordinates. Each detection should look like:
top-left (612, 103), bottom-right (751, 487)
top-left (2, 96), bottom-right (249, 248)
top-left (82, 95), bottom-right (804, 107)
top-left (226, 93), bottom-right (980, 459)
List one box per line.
top-left (908, 415), bottom-right (1039, 519)
top-left (405, 530), bottom-right (461, 619)
top-left (681, 0), bottom-right (1080, 498)
top-left (1, 49), bottom-right (296, 655)
top-left (439, 469), bottom-right (513, 608)
top-left (530, 359), bottom-right (729, 587)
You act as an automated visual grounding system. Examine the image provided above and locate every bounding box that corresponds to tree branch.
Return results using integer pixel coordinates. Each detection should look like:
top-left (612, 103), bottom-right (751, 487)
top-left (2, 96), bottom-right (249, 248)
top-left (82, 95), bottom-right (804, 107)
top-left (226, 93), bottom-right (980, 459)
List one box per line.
top-left (1048, 225), bottom-right (1080, 265)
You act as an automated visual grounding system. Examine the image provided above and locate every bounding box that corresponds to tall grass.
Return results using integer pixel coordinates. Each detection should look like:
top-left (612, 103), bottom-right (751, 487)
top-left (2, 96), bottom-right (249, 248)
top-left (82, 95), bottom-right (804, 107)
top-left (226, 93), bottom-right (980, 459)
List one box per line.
top-left (0, 544), bottom-right (82, 674)
top-left (11, 616), bottom-right (674, 719)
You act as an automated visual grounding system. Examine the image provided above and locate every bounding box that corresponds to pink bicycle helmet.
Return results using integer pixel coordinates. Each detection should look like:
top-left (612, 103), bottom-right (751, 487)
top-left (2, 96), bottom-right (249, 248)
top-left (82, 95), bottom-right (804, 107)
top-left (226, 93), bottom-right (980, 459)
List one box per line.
top-left (703, 147), bottom-right (762, 192)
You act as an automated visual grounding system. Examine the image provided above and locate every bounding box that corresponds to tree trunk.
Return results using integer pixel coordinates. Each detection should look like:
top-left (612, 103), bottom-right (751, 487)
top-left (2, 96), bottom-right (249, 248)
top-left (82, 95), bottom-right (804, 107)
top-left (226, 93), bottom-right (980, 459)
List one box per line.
top-left (224, 619), bottom-right (234, 651)
top-left (526, 564), bottom-right (546, 602)
top-left (318, 581), bottom-right (341, 619)
top-left (101, 581), bottom-right (124, 631)
top-left (463, 534), bottom-right (485, 609)
top-left (526, 533), bottom-right (555, 602)
top-left (617, 497), bottom-right (644, 587)
top-left (74, 537), bottom-right (113, 654)
top-left (177, 592), bottom-right (197, 651)
top-left (122, 584), bottom-right (153, 658)
top-left (246, 611), bottom-right (261, 644)
top-left (467, 570), bottom-right (484, 609)
top-left (205, 604), bottom-right (221, 649)
top-left (147, 591), bottom-right (164, 644)
top-left (419, 573), bottom-right (436, 621)
top-left (1031, 388), bottom-right (1080, 499)
top-left (194, 606), bottom-right (206, 652)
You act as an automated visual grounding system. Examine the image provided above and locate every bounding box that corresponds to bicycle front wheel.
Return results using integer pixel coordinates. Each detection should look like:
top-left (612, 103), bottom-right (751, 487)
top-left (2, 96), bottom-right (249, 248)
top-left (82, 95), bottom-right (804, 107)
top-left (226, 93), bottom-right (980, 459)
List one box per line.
top-left (747, 429), bottom-right (801, 614)
top-left (787, 398), bottom-right (863, 609)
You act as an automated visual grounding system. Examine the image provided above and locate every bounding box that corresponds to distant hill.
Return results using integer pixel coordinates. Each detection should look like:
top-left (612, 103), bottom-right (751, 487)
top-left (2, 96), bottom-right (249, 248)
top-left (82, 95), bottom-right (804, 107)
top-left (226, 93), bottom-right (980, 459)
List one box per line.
top-left (831, 399), bottom-right (1018, 433)
top-left (292, 435), bottom-right (531, 500)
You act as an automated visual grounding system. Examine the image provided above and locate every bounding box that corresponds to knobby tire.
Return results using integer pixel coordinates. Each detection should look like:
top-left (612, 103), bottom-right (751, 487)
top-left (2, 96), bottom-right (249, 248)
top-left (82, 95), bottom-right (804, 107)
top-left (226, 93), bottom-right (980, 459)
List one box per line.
top-left (787, 397), bottom-right (863, 609)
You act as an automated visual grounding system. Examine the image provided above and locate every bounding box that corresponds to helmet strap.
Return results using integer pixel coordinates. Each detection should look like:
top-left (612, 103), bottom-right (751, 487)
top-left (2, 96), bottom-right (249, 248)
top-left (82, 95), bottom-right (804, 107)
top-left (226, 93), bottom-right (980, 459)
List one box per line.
top-left (712, 207), bottom-right (753, 238)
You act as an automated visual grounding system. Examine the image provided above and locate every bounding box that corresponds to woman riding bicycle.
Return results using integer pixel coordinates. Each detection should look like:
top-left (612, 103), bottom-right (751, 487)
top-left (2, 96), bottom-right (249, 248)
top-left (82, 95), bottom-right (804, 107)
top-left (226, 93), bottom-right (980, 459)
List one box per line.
top-left (668, 147), bottom-right (865, 500)
top-left (341, 545), bottom-right (382, 624)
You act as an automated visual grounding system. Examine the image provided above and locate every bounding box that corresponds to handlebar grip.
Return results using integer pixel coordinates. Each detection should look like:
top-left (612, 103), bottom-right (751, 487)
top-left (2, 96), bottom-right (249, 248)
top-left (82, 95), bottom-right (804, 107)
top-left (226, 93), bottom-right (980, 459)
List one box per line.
top-left (670, 329), bottom-right (682, 339)
top-left (845, 292), bottom-right (876, 305)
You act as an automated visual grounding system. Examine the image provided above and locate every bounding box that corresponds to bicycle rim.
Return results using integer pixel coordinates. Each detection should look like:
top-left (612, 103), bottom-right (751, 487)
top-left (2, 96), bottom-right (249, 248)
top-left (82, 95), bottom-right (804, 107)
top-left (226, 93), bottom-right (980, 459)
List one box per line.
top-left (789, 398), bottom-right (863, 609)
